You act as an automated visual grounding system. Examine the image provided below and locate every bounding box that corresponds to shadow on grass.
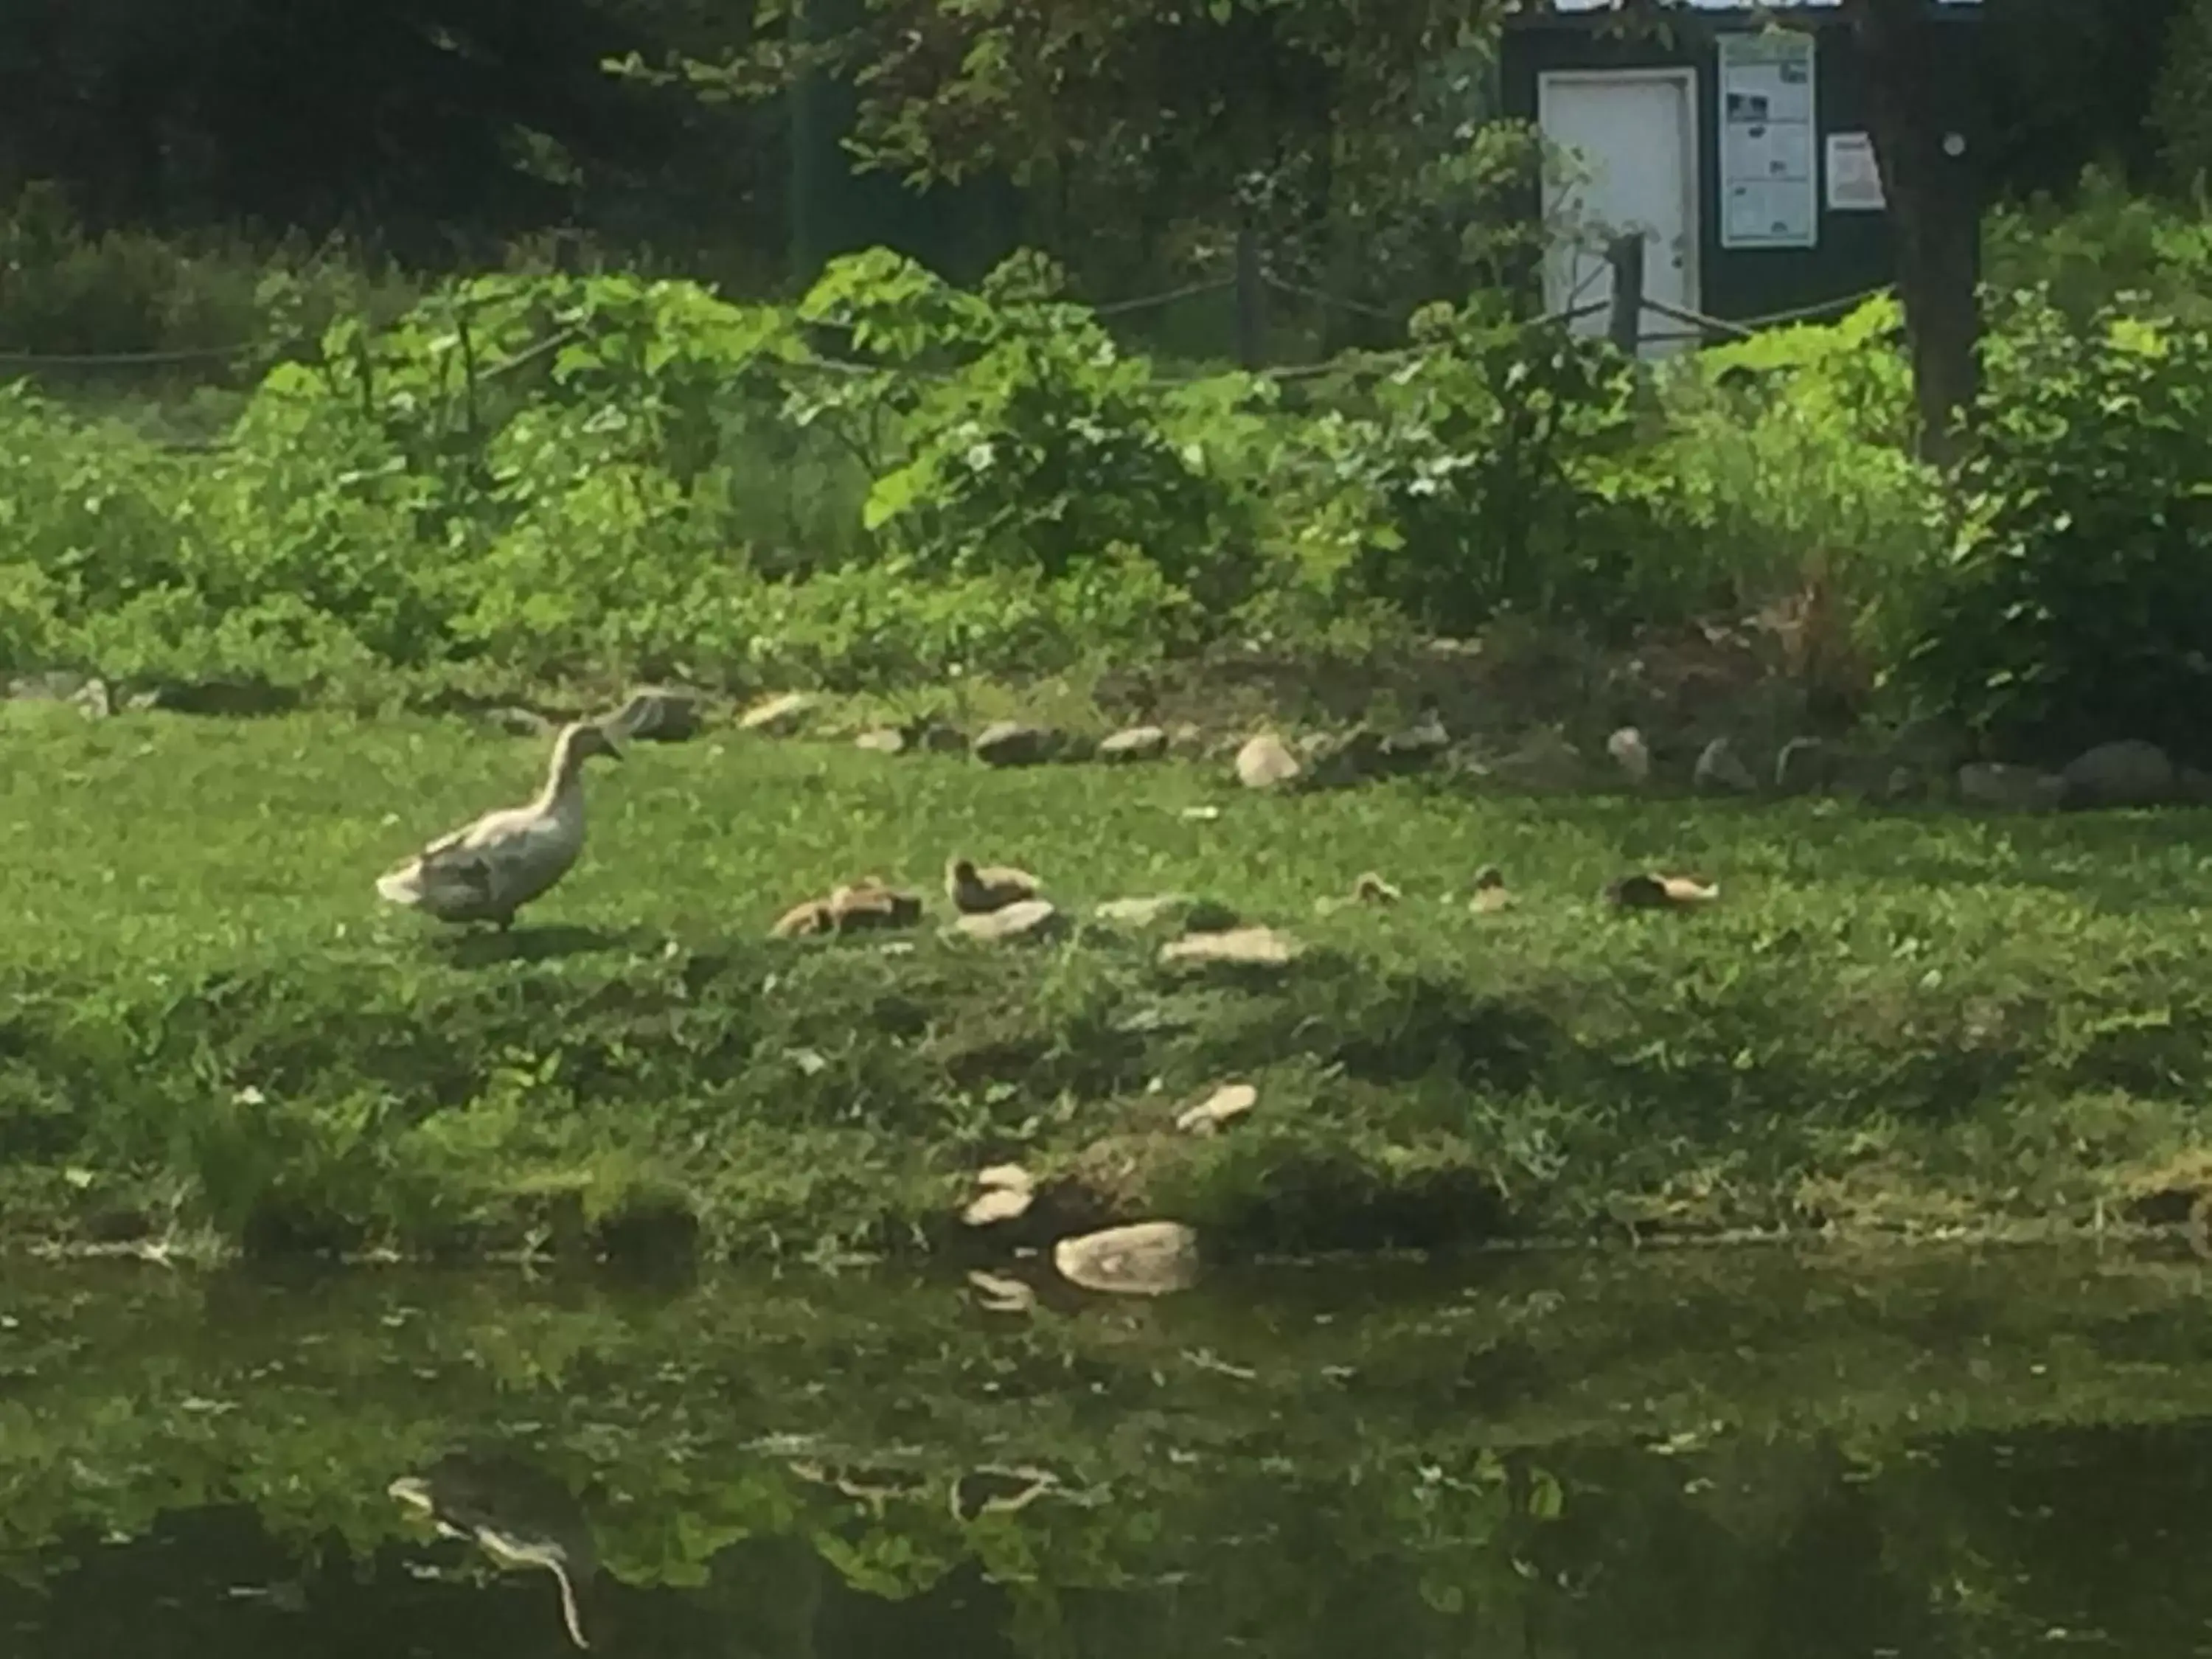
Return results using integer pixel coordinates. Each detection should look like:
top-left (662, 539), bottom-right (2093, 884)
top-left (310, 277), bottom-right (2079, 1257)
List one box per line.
top-left (435, 923), bottom-right (649, 970)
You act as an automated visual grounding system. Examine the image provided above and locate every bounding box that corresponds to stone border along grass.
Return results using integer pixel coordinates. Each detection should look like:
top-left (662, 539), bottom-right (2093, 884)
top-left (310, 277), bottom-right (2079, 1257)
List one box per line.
top-left (1, 689), bottom-right (2211, 1274)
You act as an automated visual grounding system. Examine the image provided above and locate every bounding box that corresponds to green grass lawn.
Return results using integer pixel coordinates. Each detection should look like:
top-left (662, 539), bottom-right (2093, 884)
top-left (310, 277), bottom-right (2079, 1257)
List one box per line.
top-left (4, 698), bottom-right (2211, 1263)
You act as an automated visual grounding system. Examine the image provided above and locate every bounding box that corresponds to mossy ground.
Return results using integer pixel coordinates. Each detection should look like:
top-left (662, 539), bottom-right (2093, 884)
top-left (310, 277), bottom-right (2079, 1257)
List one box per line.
top-left (4, 698), bottom-right (2211, 1264)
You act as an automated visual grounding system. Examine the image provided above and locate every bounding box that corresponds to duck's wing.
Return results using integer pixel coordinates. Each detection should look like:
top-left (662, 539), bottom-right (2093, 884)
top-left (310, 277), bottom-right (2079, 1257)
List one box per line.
top-left (378, 805), bottom-right (547, 909)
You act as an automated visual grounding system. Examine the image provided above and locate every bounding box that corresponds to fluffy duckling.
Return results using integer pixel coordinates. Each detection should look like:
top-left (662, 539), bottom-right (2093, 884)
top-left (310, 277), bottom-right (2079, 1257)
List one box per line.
top-left (1470, 865), bottom-right (1512, 913)
top-left (1352, 871), bottom-right (1402, 905)
top-left (771, 898), bottom-right (836, 939)
top-left (1604, 872), bottom-right (1720, 911)
top-left (829, 878), bottom-right (924, 934)
top-left (375, 721), bottom-right (622, 931)
top-left (945, 856), bottom-right (1041, 916)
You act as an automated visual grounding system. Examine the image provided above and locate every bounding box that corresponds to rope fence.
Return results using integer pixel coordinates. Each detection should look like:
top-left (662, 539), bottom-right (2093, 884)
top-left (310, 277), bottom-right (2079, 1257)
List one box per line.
top-left (4, 249), bottom-right (1892, 459)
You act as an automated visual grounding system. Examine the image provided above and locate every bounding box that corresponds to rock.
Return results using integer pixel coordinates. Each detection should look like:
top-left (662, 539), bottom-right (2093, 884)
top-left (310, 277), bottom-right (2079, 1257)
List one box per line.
top-left (1489, 728), bottom-right (1590, 793)
top-left (1774, 737), bottom-right (1834, 796)
top-left (9, 671), bottom-right (111, 720)
top-left (1883, 765), bottom-right (1933, 804)
top-left (1693, 737), bottom-right (1758, 796)
top-left (1052, 1220), bottom-right (1200, 1297)
top-left (1605, 726), bottom-right (1651, 783)
top-left (738, 692), bottom-right (815, 736)
top-left (2181, 766), bottom-right (2212, 807)
top-left (608, 685), bottom-right (703, 742)
top-left (953, 899), bottom-right (1066, 944)
top-left (1234, 733), bottom-right (1303, 790)
top-left (1093, 894), bottom-right (1194, 929)
top-left (1957, 762), bottom-right (2067, 813)
top-left (1096, 894), bottom-right (1240, 933)
top-left (1098, 724), bottom-right (1170, 763)
top-left (482, 705), bottom-right (555, 740)
top-left (1159, 925), bottom-right (1302, 969)
top-left (855, 726), bottom-right (908, 754)
top-left (1176, 1082), bottom-right (1257, 1135)
top-left (1379, 700), bottom-right (1450, 771)
top-left (973, 720), bottom-right (1058, 768)
top-left (1887, 714), bottom-right (1970, 775)
top-left (2061, 740), bottom-right (2176, 808)
top-left (1309, 727), bottom-right (1393, 789)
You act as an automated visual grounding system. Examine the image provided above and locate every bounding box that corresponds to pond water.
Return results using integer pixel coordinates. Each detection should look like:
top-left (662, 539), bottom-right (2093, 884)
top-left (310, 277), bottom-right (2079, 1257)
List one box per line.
top-left (5, 1244), bottom-right (2212, 1658)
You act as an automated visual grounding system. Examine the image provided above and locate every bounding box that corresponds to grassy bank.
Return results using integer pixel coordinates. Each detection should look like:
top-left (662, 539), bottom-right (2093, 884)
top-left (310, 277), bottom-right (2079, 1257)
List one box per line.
top-left (4, 700), bottom-right (2212, 1264)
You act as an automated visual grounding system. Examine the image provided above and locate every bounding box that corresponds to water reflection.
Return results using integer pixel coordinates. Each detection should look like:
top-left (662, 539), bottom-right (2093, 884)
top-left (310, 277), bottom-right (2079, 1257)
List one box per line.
top-left (2, 1246), bottom-right (2212, 1657)
top-left (389, 1450), bottom-right (599, 1648)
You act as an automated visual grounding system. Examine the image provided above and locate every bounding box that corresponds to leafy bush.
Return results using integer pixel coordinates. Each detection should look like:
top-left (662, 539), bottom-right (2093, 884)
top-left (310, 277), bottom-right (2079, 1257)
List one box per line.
top-left (1983, 167), bottom-right (2212, 330)
top-left (1895, 288), bottom-right (2212, 762)
top-left (0, 182), bottom-right (416, 372)
top-left (5, 228), bottom-right (2202, 756)
top-left (1621, 296), bottom-right (1943, 631)
top-left (1251, 302), bottom-right (1649, 639)
top-left (796, 248), bottom-right (1262, 607)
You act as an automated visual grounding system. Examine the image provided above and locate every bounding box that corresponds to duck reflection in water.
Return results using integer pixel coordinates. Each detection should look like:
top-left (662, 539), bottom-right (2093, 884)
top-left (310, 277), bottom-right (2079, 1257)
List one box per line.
top-left (388, 1449), bottom-right (600, 1649)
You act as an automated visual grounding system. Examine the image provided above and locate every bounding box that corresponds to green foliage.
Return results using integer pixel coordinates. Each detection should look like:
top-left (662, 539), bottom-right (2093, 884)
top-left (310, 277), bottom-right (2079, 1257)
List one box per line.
top-left (2153, 0), bottom-right (2212, 192)
top-left (1895, 290), bottom-right (2212, 761)
top-left (1620, 296), bottom-right (1944, 629)
top-left (1983, 167), bottom-right (2212, 328)
top-left (801, 249), bottom-right (1259, 606)
top-left (2, 230), bottom-right (2204, 764)
top-left (1270, 303), bottom-right (1646, 637)
top-left (0, 183), bottom-right (417, 377)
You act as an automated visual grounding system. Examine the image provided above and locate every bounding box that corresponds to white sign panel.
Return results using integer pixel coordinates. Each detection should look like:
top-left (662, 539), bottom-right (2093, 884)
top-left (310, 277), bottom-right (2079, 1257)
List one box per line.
top-left (1824, 131), bottom-right (1886, 209)
top-left (1717, 32), bottom-right (1818, 248)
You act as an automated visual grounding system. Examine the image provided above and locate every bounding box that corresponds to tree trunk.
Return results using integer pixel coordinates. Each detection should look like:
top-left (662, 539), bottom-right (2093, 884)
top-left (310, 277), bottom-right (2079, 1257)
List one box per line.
top-left (1848, 0), bottom-right (1983, 463)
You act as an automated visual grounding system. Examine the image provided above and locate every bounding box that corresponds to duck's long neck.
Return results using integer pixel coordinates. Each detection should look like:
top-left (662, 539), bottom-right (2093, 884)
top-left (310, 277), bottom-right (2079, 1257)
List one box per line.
top-left (551, 1562), bottom-right (590, 1649)
top-left (532, 733), bottom-right (591, 813)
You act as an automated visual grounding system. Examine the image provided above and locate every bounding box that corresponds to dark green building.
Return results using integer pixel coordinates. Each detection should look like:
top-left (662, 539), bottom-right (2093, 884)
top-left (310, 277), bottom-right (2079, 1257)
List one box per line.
top-left (1499, 0), bottom-right (1985, 355)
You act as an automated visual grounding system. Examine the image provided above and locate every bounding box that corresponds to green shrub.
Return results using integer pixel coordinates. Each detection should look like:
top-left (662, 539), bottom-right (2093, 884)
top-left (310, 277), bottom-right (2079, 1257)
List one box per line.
top-left (1621, 296), bottom-right (1943, 634)
top-left (1895, 288), bottom-right (2212, 762)
top-left (1262, 302), bottom-right (1647, 639)
top-left (1982, 167), bottom-right (2212, 330)
top-left (797, 248), bottom-right (1263, 608)
top-left (0, 182), bottom-right (417, 372)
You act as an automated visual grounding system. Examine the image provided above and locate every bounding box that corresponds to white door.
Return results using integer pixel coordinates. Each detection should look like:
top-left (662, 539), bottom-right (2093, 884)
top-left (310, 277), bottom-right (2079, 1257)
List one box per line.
top-left (1537, 71), bottom-right (1700, 359)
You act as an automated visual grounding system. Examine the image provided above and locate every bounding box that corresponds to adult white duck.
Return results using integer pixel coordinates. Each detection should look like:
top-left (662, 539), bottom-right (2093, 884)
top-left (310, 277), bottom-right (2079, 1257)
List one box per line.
top-left (375, 720), bottom-right (622, 931)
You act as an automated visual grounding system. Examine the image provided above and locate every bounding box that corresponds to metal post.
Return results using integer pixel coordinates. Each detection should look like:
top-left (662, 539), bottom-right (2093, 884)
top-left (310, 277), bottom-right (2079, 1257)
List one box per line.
top-left (1234, 218), bottom-right (1265, 370)
top-left (1605, 231), bottom-right (1646, 357)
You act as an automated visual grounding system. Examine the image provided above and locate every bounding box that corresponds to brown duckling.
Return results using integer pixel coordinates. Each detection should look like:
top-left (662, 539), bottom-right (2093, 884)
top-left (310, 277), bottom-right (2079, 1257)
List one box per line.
top-left (1604, 872), bottom-right (1720, 911)
top-left (828, 877), bottom-right (924, 934)
top-left (1352, 871), bottom-right (1402, 905)
top-left (1470, 865), bottom-right (1512, 913)
top-left (946, 855), bottom-right (1042, 915)
top-left (770, 898), bottom-right (836, 939)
